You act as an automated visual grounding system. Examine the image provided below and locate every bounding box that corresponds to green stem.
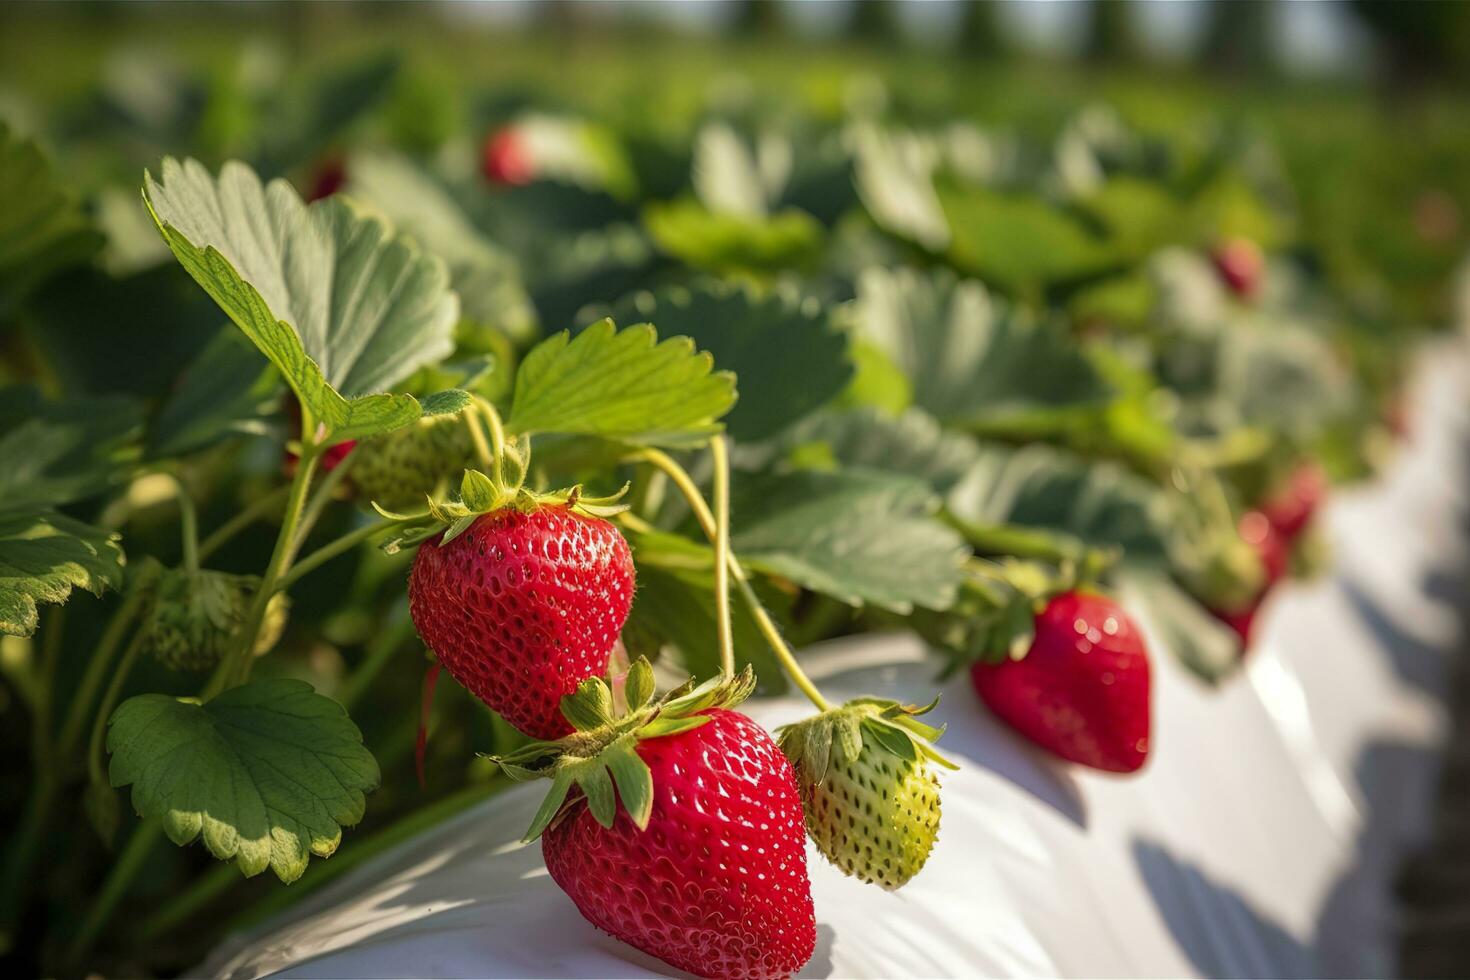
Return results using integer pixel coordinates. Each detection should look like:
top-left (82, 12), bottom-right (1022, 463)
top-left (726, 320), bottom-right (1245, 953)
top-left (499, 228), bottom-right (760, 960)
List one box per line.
top-left (942, 511), bottom-right (1084, 564)
top-left (199, 483), bottom-right (291, 562)
top-left (293, 450), bottom-right (358, 558)
top-left (204, 444), bottom-right (319, 698)
top-left (463, 404), bottom-right (494, 470)
top-left (472, 396), bottom-right (507, 489)
top-left (629, 449), bottom-right (831, 711)
top-left (170, 475), bottom-right (200, 575)
top-left (710, 437), bottom-right (734, 678)
top-left (55, 579), bottom-right (151, 760)
top-left (65, 820), bottom-right (163, 967)
top-left (276, 518), bottom-right (399, 593)
top-left (33, 606), bottom-right (65, 770)
top-left (85, 627), bottom-right (147, 797)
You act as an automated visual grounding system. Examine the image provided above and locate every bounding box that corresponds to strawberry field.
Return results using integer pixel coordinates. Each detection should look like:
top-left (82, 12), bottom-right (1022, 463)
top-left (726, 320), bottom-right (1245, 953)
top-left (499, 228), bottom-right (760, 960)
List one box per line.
top-left (3, 5), bottom-right (1470, 978)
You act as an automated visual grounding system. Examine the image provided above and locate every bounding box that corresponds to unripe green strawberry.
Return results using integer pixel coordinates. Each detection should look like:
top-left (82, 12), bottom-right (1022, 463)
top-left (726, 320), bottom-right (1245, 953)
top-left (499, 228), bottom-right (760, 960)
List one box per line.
top-left (352, 414), bottom-right (475, 512)
top-left (141, 568), bottom-right (289, 671)
top-left (779, 698), bottom-right (952, 890)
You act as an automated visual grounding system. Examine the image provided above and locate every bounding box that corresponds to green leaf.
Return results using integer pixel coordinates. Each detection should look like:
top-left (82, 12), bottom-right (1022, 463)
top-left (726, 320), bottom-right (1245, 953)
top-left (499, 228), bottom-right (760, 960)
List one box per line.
top-left (1118, 570), bottom-right (1240, 684)
top-left (0, 507), bottom-right (126, 637)
top-left (143, 158), bottom-right (459, 442)
top-left (946, 441), bottom-right (1167, 561)
top-left (855, 268), bottom-right (1112, 432)
top-left (420, 389), bottom-right (472, 417)
top-left (252, 52), bottom-right (402, 179)
top-left (0, 388), bottom-right (142, 508)
top-left (602, 282), bottom-right (852, 440)
top-left (106, 678), bottom-right (380, 883)
top-left (345, 151), bottom-right (538, 340)
top-left (730, 469), bottom-right (967, 614)
top-left (147, 327), bottom-right (280, 459)
top-left (776, 407), bottom-right (979, 497)
top-left (643, 198), bottom-right (822, 274)
top-left (624, 657), bottom-right (656, 710)
top-left (575, 761), bottom-right (617, 829)
top-left (0, 123), bottom-right (104, 316)
top-left (506, 318), bottom-right (736, 447)
top-left (937, 183), bottom-right (1118, 291)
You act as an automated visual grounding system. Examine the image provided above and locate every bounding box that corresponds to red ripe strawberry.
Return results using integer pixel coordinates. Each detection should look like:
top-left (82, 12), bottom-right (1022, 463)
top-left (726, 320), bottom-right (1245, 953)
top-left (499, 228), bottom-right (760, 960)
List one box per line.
top-left (408, 505), bottom-right (634, 739)
top-left (1260, 464), bottom-right (1326, 544)
top-left (971, 591), bottom-right (1150, 774)
top-left (308, 155), bottom-right (347, 201)
top-left (1212, 510), bottom-right (1287, 646)
top-left (481, 128), bottom-right (534, 186)
top-left (542, 708), bottom-right (816, 979)
top-left (1212, 237), bottom-right (1265, 299)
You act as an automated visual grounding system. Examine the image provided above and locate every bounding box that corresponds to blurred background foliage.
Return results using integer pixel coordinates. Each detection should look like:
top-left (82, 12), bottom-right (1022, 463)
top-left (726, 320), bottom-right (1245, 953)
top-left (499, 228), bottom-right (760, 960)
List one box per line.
top-left (3, 1), bottom-right (1470, 975)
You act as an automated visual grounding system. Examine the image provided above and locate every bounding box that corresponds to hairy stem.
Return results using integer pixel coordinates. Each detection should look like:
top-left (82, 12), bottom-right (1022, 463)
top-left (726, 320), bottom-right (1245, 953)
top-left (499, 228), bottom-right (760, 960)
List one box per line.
top-left (293, 450), bottom-right (358, 559)
top-left (85, 627), bottom-right (147, 798)
top-left (170, 474), bottom-right (200, 576)
top-left (472, 396), bottom-right (508, 489)
top-left (710, 437), bottom-right (734, 678)
top-left (628, 449), bottom-right (831, 711)
top-left (463, 405), bottom-right (494, 470)
top-left (276, 518), bottom-right (400, 592)
top-left (198, 483), bottom-right (291, 562)
top-left (204, 440), bottom-right (319, 698)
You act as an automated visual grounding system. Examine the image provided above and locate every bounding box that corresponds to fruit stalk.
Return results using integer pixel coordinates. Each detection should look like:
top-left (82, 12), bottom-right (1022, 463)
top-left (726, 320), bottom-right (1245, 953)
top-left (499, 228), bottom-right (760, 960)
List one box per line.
top-left (627, 448), bottom-right (832, 710)
top-left (277, 518), bottom-right (401, 592)
top-left (198, 483), bottom-right (291, 562)
top-left (204, 428), bottom-right (320, 698)
top-left (85, 626), bottom-right (147, 805)
top-left (711, 436), bottom-right (735, 678)
top-left (170, 474), bottom-right (200, 575)
top-left (472, 395), bottom-right (508, 489)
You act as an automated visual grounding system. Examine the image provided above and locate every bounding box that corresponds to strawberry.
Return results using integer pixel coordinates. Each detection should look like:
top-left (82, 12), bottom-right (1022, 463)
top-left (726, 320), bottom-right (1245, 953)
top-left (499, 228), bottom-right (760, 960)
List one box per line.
top-left (481, 127), bottom-right (534, 186)
top-left (1259, 463), bottom-right (1326, 544)
top-left (1210, 510), bottom-right (1287, 646)
top-left (352, 414), bottom-right (474, 512)
top-left (141, 567), bottom-right (289, 671)
top-left (779, 699), bottom-right (950, 890)
top-left (971, 590), bottom-right (1150, 773)
top-left (1212, 237), bottom-right (1265, 299)
top-left (408, 503), bottom-right (634, 739)
top-left (307, 155), bottom-right (347, 202)
top-left (511, 667), bottom-right (815, 980)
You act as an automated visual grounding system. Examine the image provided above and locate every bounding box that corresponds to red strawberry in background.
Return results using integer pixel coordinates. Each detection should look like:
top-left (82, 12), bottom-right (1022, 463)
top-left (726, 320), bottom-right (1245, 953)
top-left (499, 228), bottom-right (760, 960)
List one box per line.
top-left (408, 504), bottom-right (634, 739)
top-left (1212, 237), bottom-right (1265, 300)
top-left (481, 127), bottom-right (534, 186)
top-left (1210, 510), bottom-right (1287, 646)
top-left (971, 591), bottom-right (1151, 774)
top-left (1260, 463), bottom-right (1327, 544)
top-left (282, 395), bottom-right (355, 476)
top-left (308, 155), bottom-right (347, 202)
top-left (542, 707), bottom-right (816, 979)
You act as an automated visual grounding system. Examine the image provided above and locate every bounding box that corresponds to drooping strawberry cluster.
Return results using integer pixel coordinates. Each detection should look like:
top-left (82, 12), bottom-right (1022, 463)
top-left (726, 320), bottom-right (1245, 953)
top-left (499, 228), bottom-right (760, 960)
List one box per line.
top-left (409, 504), bottom-right (634, 739)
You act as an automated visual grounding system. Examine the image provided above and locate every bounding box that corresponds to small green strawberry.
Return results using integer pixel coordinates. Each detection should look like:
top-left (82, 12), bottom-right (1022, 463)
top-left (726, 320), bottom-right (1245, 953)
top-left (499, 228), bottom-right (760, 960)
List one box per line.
top-left (779, 698), bottom-right (954, 890)
top-left (352, 414), bottom-right (475, 512)
top-left (141, 568), bottom-right (289, 671)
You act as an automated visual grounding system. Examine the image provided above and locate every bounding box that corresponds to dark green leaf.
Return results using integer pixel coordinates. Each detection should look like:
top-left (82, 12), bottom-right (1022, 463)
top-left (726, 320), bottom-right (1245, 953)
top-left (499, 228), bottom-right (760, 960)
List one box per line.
top-left (601, 282), bottom-right (851, 440)
top-left (0, 507), bottom-right (126, 637)
top-left (0, 123), bottom-right (103, 316)
top-left (107, 679), bottom-right (380, 882)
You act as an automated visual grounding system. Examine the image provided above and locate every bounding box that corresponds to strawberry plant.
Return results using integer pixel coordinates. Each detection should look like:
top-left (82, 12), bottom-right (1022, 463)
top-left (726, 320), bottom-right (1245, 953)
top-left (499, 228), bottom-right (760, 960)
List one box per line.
top-left (0, 32), bottom-right (1444, 979)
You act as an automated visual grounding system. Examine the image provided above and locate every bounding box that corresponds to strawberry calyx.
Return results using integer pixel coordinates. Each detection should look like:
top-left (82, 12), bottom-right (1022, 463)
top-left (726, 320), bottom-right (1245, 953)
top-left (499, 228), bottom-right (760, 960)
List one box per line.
top-left (777, 696), bottom-right (957, 779)
top-left (375, 459), bottom-right (630, 555)
top-left (486, 659), bottom-right (756, 842)
top-left (914, 556), bottom-right (1101, 671)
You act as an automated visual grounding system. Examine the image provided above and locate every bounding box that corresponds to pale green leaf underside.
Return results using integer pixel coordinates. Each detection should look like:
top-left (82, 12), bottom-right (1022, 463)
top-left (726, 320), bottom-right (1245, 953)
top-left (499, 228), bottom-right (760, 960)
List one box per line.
top-left (857, 267), bottom-right (1112, 429)
top-left (731, 469), bottom-right (966, 614)
top-left (0, 507), bottom-right (125, 636)
top-left (507, 318), bottom-right (736, 447)
top-left (108, 678), bottom-right (380, 883)
top-left (143, 158), bottom-right (460, 441)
